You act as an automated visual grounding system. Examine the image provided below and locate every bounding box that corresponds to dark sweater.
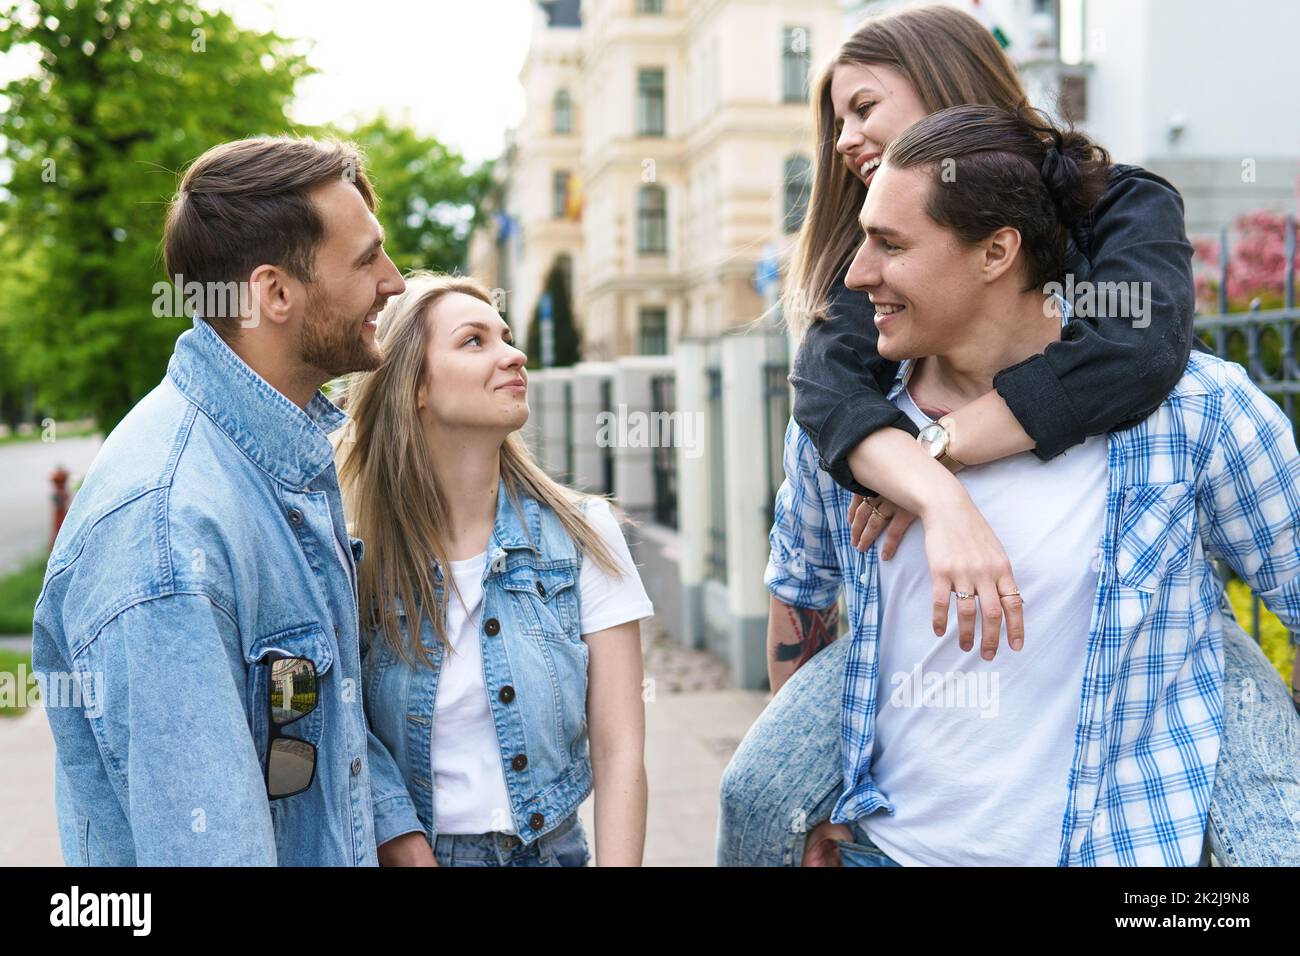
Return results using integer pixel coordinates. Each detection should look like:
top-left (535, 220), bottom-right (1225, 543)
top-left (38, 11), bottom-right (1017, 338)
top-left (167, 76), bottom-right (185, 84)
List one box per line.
top-left (790, 163), bottom-right (1209, 498)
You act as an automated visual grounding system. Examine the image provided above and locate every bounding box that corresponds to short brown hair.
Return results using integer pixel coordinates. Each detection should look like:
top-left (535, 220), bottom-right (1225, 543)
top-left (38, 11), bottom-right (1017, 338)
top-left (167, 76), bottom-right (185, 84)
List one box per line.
top-left (885, 104), bottom-right (1111, 292)
top-left (162, 136), bottom-right (377, 336)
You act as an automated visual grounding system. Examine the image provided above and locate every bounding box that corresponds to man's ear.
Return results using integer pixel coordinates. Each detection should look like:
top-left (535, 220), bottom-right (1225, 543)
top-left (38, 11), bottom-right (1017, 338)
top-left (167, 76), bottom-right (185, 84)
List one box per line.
top-left (981, 226), bottom-right (1023, 284)
top-left (246, 264), bottom-right (299, 330)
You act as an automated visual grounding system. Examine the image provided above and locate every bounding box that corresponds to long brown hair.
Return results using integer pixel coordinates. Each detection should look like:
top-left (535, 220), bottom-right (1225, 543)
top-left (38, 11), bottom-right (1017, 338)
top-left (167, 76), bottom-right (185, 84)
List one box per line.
top-left (787, 4), bottom-right (1030, 337)
top-left (337, 272), bottom-right (625, 668)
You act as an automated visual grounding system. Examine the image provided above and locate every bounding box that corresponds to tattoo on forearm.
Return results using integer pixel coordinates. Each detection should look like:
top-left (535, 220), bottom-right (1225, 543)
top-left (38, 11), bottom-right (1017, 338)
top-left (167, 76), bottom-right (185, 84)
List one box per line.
top-left (774, 603), bottom-right (840, 672)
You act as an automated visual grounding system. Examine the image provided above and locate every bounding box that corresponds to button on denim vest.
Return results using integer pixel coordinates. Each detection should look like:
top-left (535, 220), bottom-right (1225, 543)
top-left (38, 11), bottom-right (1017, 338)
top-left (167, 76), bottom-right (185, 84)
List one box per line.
top-left (362, 483), bottom-right (590, 846)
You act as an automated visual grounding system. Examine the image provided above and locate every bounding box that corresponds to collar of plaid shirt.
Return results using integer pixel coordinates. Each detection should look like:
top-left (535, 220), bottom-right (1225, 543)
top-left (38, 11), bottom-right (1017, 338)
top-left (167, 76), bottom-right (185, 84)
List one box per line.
top-left (767, 297), bottom-right (1300, 866)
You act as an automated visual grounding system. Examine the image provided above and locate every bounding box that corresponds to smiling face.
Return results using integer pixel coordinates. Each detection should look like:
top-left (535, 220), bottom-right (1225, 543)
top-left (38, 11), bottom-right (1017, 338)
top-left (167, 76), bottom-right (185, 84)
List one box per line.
top-left (297, 178), bottom-right (406, 377)
top-left (830, 61), bottom-right (929, 189)
top-left (843, 161), bottom-right (990, 361)
top-left (415, 291), bottom-right (530, 434)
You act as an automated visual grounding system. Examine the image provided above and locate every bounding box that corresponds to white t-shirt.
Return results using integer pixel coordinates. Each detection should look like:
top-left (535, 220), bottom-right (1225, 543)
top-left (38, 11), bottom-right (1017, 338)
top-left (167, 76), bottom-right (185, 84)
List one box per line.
top-left (860, 382), bottom-right (1108, 866)
top-left (432, 498), bottom-right (654, 834)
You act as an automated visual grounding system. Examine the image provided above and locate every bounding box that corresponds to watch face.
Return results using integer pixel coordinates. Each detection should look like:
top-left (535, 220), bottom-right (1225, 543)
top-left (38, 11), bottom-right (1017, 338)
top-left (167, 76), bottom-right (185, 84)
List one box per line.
top-left (919, 422), bottom-right (948, 457)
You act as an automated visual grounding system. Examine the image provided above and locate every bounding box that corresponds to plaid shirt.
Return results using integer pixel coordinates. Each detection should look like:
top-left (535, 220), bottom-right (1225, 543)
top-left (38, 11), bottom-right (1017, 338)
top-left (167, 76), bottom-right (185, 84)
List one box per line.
top-left (766, 349), bottom-right (1300, 865)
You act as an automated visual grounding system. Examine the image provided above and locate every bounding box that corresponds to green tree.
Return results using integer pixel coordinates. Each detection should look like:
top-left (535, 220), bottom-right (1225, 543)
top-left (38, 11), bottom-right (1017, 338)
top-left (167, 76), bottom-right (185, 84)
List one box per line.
top-left (338, 116), bottom-right (492, 275)
top-left (525, 256), bottom-right (581, 369)
top-left (0, 0), bottom-right (313, 430)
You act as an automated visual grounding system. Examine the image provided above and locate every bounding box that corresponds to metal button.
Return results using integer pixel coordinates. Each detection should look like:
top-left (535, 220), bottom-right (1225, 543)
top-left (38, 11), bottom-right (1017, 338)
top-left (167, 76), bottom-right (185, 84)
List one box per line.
top-left (484, 618), bottom-right (500, 636)
top-left (528, 812), bottom-right (545, 831)
top-left (351, 757), bottom-right (362, 776)
top-left (498, 685), bottom-right (515, 704)
top-left (511, 753), bottom-right (528, 771)
top-left (535, 581), bottom-right (546, 597)
top-left (287, 508), bottom-right (304, 525)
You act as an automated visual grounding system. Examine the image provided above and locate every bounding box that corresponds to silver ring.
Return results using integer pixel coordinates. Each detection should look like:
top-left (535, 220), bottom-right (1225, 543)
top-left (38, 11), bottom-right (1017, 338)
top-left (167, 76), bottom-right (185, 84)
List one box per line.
top-left (955, 591), bottom-right (973, 600)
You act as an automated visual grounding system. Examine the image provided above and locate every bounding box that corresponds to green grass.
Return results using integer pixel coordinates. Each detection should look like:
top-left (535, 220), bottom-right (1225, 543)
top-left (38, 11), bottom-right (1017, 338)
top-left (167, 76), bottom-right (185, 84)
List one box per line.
top-left (1226, 579), bottom-right (1296, 686)
top-left (0, 647), bottom-right (35, 717)
top-left (0, 554), bottom-right (49, 635)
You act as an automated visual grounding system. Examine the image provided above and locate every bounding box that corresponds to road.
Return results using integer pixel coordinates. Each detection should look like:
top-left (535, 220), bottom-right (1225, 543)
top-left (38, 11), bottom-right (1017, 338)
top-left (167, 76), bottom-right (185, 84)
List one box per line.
top-left (0, 434), bottom-right (103, 576)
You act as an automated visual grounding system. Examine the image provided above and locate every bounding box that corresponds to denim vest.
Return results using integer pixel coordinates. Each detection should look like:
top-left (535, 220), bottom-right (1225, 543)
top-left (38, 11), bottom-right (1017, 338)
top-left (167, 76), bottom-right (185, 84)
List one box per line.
top-left (362, 483), bottom-right (590, 847)
top-left (32, 316), bottom-right (379, 866)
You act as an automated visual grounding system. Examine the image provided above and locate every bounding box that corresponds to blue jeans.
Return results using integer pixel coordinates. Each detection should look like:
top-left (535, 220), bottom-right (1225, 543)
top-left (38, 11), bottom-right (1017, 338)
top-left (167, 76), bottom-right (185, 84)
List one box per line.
top-left (838, 821), bottom-right (904, 867)
top-left (432, 813), bottom-right (590, 867)
top-left (717, 614), bottom-right (1300, 866)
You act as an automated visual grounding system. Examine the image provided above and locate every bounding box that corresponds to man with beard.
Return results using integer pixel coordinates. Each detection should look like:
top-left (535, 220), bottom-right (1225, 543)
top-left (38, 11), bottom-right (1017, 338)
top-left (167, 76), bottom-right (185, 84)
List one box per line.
top-left (32, 137), bottom-right (413, 865)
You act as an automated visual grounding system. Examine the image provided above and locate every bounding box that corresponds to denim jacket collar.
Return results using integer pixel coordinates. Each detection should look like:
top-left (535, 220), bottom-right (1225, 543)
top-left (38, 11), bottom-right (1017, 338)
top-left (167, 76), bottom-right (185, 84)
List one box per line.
top-left (167, 316), bottom-right (348, 489)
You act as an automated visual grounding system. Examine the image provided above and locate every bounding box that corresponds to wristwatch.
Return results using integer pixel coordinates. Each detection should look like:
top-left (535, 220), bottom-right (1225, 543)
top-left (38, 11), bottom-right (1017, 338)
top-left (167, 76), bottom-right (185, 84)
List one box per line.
top-left (917, 419), bottom-right (965, 473)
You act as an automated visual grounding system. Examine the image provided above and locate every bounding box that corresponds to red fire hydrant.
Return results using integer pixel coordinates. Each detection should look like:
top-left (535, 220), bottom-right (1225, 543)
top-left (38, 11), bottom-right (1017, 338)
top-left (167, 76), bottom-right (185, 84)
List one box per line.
top-left (50, 466), bottom-right (71, 549)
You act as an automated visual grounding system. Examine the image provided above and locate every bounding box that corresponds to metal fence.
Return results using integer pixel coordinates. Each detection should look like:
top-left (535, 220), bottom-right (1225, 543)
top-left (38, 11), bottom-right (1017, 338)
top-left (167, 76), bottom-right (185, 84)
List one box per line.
top-left (561, 380), bottom-right (574, 485)
top-left (763, 362), bottom-right (791, 529)
top-left (706, 365), bottom-right (727, 583)
top-left (599, 378), bottom-right (614, 494)
top-left (1193, 213), bottom-right (1297, 644)
top-left (650, 374), bottom-right (678, 528)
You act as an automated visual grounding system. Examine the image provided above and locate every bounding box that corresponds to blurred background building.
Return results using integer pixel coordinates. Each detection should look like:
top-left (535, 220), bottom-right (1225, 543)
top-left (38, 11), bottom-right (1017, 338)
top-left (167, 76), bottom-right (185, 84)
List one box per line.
top-left (471, 0), bottom-right (843, 355)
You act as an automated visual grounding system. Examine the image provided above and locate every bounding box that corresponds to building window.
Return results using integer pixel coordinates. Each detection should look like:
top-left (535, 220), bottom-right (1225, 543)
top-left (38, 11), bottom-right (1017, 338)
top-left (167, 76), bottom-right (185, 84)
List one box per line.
top-left (637, 185), bottom-right (667, 254)
top-left (637, 68), bottom-right (666, 137)
top-left (783, 155), bottom-right (812, 233)
top-left (782, 26), bottom-right (811, 103)
top-left (637, 0), bottom-right (663, 12)
top-left (553, 89), bottom-right (572, 134)
top-left (639, 308), bottom-right (668, 355)
top-left (552, 170), bottom-right (570, 220)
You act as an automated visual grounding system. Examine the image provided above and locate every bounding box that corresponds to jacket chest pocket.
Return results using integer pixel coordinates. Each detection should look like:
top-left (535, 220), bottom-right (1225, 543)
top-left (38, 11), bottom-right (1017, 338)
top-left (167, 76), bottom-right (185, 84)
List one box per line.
top-left (500, 565), bottom-right (580, 638)
top-left (1113, 480), bottom-right (1198, 593)
top-left (246, 623), bottom-right (334, 775)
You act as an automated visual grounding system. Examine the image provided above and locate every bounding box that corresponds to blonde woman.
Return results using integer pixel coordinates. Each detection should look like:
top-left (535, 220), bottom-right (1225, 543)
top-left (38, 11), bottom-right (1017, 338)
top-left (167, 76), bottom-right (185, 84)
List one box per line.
top-left (339, 273), bottom-right (650, 867)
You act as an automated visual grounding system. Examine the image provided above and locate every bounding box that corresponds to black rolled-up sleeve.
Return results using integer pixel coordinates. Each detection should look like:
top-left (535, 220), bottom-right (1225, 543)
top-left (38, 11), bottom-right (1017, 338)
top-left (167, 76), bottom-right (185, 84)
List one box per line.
top-left (790, 277), bottom-right (917, 498)
top-left (993, 166), bottom-right (1199, 460)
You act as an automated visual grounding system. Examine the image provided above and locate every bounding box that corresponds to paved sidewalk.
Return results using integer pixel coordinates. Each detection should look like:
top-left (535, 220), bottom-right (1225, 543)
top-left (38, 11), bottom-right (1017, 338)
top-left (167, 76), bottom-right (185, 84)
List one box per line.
top-left (0, 704), bottom-right (61, 866)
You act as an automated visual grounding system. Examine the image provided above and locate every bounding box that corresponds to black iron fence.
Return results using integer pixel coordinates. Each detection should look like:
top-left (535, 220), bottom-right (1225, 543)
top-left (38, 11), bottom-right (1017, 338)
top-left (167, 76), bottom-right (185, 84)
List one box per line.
top-left (1193, 213), bottom-right (1297, 645)
top-left (706, 366), bottom-right (727, 583)
top-left (600, 378), bottom-right (615, 495)
top-left (650, 374), bottom-right (678, 528)
top-left (763, 362), bottom-right (791, 529)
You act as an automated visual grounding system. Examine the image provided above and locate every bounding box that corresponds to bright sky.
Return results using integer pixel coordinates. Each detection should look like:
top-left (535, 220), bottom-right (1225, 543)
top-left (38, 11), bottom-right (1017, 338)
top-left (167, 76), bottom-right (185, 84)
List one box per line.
top-left (218, 0), bottom-right (534, 163)
top-left (0, 0), bottom-right (535, 166)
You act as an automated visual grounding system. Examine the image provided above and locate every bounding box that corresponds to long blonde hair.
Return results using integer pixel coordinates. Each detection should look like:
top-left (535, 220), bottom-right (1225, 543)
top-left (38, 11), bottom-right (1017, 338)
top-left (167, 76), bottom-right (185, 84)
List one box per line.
top-left (787, 4), bottom-right (1031, 338)
top-left (338, 272), bottom-right (625, 668)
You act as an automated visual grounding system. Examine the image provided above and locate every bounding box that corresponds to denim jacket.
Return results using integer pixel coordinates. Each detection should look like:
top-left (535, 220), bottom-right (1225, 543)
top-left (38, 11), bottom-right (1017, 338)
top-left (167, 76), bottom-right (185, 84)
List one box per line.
top-left (363, 482), bottom-right (592, 848)
top-left (32, 316), bottom-right (388, 866)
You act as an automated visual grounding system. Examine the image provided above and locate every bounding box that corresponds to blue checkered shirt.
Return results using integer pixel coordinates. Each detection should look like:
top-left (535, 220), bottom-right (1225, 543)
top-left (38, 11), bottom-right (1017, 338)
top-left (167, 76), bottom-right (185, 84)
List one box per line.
top-left (766, 349), bottom-right (1300, 865)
